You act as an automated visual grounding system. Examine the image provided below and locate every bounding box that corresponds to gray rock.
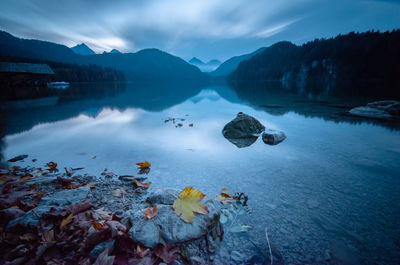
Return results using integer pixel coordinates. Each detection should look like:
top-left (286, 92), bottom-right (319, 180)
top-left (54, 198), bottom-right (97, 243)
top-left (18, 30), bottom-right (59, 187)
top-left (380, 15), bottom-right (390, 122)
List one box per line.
top-left (128, 200), bottom-right (220, 248)
top-left (145, 189), bottom-right (179, 205)
top-left (367, 100), bottom-right (400, 115)
top-left (230, 251), bottom-right (245, 262)
top-left (349, 100), bottom-right (400, 119)
top-left (8, 186), bottom-right (90, 227)
top-left (222, 113), bottom-right (265, 148)
top-left (262, 129), bottom-right (286, 145)
top-left (223, 113), bottom-right (265, 139)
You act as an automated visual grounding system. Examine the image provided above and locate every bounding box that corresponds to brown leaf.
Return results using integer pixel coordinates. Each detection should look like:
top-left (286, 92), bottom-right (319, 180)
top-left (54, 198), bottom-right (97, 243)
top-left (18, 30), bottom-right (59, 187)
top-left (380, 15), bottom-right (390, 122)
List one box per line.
top-left (154, 244), bottom-right (180, 264)
top-left (136, 245), bottom-right (150, 258)
top-left (60, 213), bottom-right (74, 229)
top-left (94, 248), bottom-right (115, 265)
top-left (140, 205), bottom-right (157, 220)
top-left (133, 179), bottom-right (150, 188)
top-left (107, 220), bottom-right (127, 237)
top-left (84, 229), bottom-right (110, 249)
top-left (66, 199), bottom-right (94, 215)
top-left (42, 230), bottom-right (55, 242)
top-left (46, 162), bottom-right (58, 171)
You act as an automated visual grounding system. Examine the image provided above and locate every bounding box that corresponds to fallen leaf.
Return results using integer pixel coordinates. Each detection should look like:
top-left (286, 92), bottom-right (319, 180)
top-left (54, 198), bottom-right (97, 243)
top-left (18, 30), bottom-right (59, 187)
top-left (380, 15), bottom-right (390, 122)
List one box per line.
top-left (12, 166), bottom-right (21, 171)
top-left (0, 176), bottom-right (7, 185)
top-left (66, 199), bottom-right (94, 215)
top-left (136, 161), bottom-right (151, 169)
top-left (92, 220), bottom-right (105, 230)
top-left (154, 244), bottom-right (180, 264)
top-left (141, 205), bottom-right (157, 220)
top-left (189, 123), bottom-right (193, 127)
top-left (94, 248), bottom-right (115, 265)
top-left (133, 178), bottom-right (150, 188)
top-left (107, 220), bottom-right (127, 237)
top-left (60, 213), bottom-right (74, 229)
top-left (138, 167), bottom-right (150, 175)
top-left (112, 188), bottom-right (126, 198)
top-left (42, 230), bottom-right (55, 242)
top-left (20, 173), bottom-right (33, 181)
top-left (46, 162), bottom-right (58, 171)
top-left (173, 187), bottom-right (209, 223)
top-left (136, 245), bottom-right (150, 258)
top-left (215, 188), bottom-right (235, 204)
top-left (92, 207), bottom-right (112, 220)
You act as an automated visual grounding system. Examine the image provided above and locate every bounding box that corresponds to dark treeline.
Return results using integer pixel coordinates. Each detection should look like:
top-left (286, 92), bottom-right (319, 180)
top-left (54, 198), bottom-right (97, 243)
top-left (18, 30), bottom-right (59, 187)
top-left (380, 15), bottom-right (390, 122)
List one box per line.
top-left (0, 55), bottom-right (126, 82)
top-left (230, 30), bottom-right (400, 98)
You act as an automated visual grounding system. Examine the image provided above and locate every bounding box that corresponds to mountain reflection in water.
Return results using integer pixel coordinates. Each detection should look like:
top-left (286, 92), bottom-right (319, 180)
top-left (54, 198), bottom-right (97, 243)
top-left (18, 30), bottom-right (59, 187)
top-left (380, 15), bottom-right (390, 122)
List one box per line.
top-left (1, 81), bottom-right (400, 264)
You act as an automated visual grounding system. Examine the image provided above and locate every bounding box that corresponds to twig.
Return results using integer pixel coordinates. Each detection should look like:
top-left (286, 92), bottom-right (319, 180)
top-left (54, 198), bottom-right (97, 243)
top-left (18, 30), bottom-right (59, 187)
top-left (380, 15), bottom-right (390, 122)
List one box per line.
top-left (265, 226), bottom-right (273, 265)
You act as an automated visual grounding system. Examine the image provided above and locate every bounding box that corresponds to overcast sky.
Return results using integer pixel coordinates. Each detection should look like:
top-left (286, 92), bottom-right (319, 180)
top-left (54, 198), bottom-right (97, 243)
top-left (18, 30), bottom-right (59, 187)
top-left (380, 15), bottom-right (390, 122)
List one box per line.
top-left (0, 0), bottom-right (399, 61)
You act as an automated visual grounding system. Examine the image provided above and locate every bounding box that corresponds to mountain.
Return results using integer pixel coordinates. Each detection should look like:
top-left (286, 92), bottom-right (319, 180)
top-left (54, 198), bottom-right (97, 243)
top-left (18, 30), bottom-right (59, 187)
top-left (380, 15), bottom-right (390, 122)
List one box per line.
top-left (109, 49), bottom-right (121, 54)
top-left (0, 30), bottom-right (205, 81)
top-left (188, 57), bottom-right (221, 72)
top-left (230, 30), bottom-right (400, 98)
top-left (103, 49), bottom-right (122, 54)
top-left (210, 47), bottom-right (265, 76)
top-left (71, 43), bottom-right (96, 55)
top-left (189, 57), bottom-right (204, 65)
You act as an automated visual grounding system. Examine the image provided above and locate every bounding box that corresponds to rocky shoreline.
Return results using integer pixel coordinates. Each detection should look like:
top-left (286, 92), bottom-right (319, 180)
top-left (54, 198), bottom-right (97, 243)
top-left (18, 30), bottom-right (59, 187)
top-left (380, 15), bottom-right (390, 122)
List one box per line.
top-left (0, 159), bottom-right (278, 265)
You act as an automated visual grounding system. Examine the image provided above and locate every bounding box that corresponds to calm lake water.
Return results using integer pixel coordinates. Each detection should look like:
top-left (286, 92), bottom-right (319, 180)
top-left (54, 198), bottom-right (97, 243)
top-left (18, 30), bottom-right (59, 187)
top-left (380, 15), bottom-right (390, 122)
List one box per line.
top-left (2, 82), bottom-right (400, 264)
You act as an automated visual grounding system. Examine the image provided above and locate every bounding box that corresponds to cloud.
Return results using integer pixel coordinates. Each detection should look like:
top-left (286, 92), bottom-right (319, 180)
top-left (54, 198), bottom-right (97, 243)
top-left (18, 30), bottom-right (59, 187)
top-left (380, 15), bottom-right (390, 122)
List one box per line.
top-left (0, 0), bottom-right (399, 60)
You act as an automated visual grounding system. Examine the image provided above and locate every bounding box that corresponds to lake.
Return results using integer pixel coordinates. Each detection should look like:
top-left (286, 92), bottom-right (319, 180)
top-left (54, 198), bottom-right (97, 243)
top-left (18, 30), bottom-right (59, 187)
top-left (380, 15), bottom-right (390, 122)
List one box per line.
top-left (2, 81), bottom-right (400, 264)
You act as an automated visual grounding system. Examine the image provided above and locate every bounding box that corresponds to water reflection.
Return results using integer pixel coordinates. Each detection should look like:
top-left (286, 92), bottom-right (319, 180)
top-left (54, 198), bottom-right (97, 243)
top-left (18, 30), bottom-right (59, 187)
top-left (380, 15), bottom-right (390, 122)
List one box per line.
top-left (2, 81), bottom-right (400, 263)
top-left (231, 80), bottom-right (400, 130)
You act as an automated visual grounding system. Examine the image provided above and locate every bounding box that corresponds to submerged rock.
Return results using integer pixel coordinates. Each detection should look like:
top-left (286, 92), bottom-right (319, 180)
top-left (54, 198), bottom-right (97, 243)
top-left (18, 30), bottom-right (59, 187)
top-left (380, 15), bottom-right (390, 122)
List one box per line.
top-left (262, 129), bottom-right (287, 145)
top-left (126, 200), bottom-right (220, 248)
top-left (8, 154), bottom-right (28, 162)
top-left (349, 100), bottom-right (400, 120)
top-left (222, 113), bottom-right (265, 148)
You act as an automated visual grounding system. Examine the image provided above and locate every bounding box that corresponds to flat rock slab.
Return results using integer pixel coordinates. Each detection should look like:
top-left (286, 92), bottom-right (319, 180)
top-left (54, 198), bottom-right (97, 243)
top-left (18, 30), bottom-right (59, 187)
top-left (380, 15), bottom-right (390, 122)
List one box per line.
top-left (349, 100), bottom-right (400, 120)
top-left (126, 200), bottom-right (220, 248)
top-left (262, 129), bottom-right (286, 145)
top-left (349, 106), bottom-right (392, 119)
top-left (8, 186), bottom-right (90, 227)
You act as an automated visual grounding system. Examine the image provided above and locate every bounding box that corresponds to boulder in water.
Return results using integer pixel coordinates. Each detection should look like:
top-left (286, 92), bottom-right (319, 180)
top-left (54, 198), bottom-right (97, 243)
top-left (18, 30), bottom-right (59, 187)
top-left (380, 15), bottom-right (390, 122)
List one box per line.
top-left (222, 113), bottom-right (265, 148)
top-left (262, 129), bottom-right (287, 145)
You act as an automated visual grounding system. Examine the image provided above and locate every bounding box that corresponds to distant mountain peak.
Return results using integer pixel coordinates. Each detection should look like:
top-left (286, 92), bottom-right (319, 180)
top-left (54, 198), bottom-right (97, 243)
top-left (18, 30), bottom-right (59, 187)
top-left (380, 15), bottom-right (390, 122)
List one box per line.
top-left (110, 49), bottom-right (121, 54)
top-left (189, 57), bottom-right (221, 72)
top-left (102, 48), bottom-right (122, 54)
top-left (189, 57), bottom-right (205, 65)
top-left (71, 43), bottom-right (96, 55)
top-left (207, 59), bottom-right (221, 65)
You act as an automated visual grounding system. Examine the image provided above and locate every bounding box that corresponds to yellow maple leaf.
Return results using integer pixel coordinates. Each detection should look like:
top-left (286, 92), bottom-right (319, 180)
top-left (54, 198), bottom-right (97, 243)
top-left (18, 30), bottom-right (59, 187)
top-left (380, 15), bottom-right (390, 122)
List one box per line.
top-left (173, 187), bottom-right (209, 223)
